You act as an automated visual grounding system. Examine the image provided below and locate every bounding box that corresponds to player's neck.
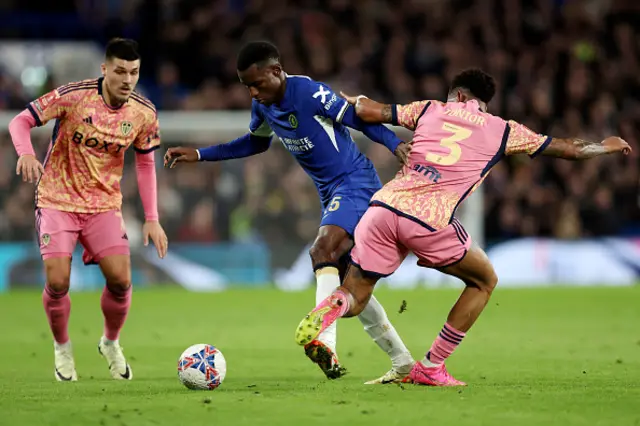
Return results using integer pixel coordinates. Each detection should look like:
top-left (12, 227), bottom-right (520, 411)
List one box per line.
top-left (446, 96), bottom-right (486, 111)
top-left (274, 77), bottom-right (287, 105)
top-left (101, 80), bottom-right (125, 108)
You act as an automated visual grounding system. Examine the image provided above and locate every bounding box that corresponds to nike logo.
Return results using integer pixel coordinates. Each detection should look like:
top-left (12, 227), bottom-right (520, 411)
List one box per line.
top-left (120, 364), bottom-right (131, 380)
top-left (55, 368), bottom-right (73, 381)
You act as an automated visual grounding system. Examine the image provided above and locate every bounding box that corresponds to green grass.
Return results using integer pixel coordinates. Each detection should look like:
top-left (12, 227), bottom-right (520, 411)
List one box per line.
top-left (0, 287), bottom-right (639, 426)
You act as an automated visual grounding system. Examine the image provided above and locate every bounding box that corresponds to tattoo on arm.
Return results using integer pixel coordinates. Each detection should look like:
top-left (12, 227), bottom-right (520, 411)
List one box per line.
top-left (543, 138), bottom-right (607, 160)
top-left (381, 104), bottom-right (393, 122)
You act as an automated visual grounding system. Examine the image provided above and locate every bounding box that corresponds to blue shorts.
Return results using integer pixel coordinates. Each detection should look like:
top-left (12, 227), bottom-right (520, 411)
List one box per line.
top-left (319, 186), bottom-right (378, 237)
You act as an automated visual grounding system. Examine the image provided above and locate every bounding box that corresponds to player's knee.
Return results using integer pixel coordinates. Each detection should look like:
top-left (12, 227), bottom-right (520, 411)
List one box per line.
top-left (45, 263), bottom-right (70, 293)
top-left (105, 271), bottom-right (131, 291)
top-left (46, 273), bottom-right (70, 293)
top-left (471, 269), bottom-right (498, 294)
top-left (309, 241), bottom-right (336, 266)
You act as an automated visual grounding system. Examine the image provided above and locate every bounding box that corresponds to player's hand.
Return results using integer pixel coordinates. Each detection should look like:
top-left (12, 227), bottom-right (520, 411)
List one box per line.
top-left (143, 221), bottom-right (168, 259)
top-left (164, 147), bottom-right (199, 168)
top-left (16, 154), bottom-right (44, 184)
top-left (394, 141), bottom-right (413, 166)
top-left (339, 91), bottom-right (360, 105)
top-left (602, 137), bottom-right (632, 155)
top-left (339, 91), bottom-right (372, 112)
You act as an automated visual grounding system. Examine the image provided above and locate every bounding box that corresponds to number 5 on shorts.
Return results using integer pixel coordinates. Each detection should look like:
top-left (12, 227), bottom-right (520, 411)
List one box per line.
top-left (425, 122), bottom-right (472, 166)
top-left (328, 196), bottom-right (342, 212)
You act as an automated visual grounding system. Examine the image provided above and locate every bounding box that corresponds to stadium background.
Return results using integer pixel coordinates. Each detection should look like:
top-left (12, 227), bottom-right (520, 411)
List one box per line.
top-left (0, 0), bottom-right (639, 291)
top-left (0, 2), bottom-right (639, 426)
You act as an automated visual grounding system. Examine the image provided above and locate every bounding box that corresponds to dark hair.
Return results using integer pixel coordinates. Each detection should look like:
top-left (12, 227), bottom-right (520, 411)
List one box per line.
top-left (237, 41), bottom-right (280, 71)
top-left (450, 69), bottom-right (496, 104)
top-left (105, 38), bottom-right (140, 61)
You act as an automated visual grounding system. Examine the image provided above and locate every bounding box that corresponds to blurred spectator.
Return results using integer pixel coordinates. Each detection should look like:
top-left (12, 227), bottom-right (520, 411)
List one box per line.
top-left (0, 0), bottom-right (638, 258)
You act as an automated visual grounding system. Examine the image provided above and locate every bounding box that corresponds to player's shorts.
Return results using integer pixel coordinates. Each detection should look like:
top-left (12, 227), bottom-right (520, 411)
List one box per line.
top-left (350, 205), bottom-right (472, 276)
top-left (319, 186), bottom-right (379, 236)
top-left (35, 207), bottom-right (130, 264)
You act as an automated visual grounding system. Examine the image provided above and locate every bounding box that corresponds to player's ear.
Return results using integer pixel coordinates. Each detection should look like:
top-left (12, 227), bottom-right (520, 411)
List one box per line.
top-left (272, 64), bottom-right (283, 77)
top-left (457, 89), bottom-right (464, 103)
top-left (101, 63), bottom-right (107, 77)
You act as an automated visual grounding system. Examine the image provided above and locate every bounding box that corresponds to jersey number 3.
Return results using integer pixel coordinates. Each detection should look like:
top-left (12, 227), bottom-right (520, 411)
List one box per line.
top-left (425, 122), bottom-right (472, 166)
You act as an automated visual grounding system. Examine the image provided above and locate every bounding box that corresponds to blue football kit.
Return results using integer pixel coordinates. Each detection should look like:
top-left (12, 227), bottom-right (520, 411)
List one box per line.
top-left (198, 75), bottom-right (402, 236)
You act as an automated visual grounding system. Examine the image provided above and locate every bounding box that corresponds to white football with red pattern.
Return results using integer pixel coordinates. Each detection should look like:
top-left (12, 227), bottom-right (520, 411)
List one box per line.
top-left (177, 344), bottom-right (227, 390)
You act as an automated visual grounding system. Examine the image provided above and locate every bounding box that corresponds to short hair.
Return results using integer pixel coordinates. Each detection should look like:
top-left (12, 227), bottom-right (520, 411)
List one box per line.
top-left (237, 41), bottom-right (280, 72)
top-left (105, 38), bottom-right (140, 61)
top-left (449, 69), bottom-right (496, 104)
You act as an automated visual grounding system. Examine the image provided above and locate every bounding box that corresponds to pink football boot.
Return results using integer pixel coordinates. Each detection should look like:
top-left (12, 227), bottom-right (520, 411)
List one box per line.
top-left (294, 291), bottom-right (349, 347)
top-left (408, 362), bottom-right (466, 386)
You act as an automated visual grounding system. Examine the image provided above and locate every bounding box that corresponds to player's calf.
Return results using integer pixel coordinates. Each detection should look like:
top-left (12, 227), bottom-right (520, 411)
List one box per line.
top-left (411, 246), bottom-right (497, 385)
top-left (43, 257), bottom-right (76, 381)
top-left (97, 254), bottom-right (133, 379)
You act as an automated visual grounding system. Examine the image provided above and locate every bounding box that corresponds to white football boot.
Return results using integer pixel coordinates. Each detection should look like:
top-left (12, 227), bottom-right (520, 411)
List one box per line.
top-left (54, 341), bottom-right (78, 382)
top-left (98, 336), bottom-right (133, 380)
top-left (364, 363), bottom-right (414, 385)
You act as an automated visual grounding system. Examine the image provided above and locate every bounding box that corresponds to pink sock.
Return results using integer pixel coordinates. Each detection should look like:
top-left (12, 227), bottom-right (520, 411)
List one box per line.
top-left (42, 284), bottom-right (71, 344)
top-left (101, 285), bottom-right (132, 341)
top-left (425, 323), bottom-right (466, 365)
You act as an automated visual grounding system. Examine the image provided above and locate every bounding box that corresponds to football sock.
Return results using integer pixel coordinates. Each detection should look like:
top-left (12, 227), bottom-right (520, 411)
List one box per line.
top-left (423, 322), bottom-right (466, 366)
top-left (101, 285), bottom-right (132, 341)
top-left (359, 296), bottom-right (414, 370)
top-left (315, 266), bottom-right (340, 352)
top-left (42, 283), bottom-right (71, 345)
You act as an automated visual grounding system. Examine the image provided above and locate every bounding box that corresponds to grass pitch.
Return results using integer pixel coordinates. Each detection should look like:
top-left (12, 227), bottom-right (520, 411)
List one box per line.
top-left (0, 286), bottom-right (639, 426)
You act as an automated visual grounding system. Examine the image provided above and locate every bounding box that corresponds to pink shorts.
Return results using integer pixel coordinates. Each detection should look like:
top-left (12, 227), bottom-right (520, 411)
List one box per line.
top-left (35, 208), bottom-right (130, 264)
top-left (350, 206), bottom-right (472, 276)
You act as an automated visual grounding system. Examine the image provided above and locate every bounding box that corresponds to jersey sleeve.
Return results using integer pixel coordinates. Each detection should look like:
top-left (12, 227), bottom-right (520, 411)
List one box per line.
top-left (249, 101), bottom-right (274, 137)
top-left (307, 81), bottom-right (350, 123)
top-left (134, 113), bottom-right (161, 153)
top-left (505, 120), bottom-right (552, 157)
top-left (27, 88), bottom-right (73, 127)
top-left (392, 100), bottom-right (431, 131)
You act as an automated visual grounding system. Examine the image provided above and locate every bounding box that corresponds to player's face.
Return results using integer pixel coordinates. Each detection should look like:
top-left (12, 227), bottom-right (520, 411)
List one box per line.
top-left (101, 58), bottom-right (141, 104)
top-left (238, 64), bottom-right (283, 105)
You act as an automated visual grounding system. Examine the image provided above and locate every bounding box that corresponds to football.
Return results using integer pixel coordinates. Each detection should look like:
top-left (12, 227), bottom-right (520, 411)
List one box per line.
top-left (177, 344), bottom-right (227, 390)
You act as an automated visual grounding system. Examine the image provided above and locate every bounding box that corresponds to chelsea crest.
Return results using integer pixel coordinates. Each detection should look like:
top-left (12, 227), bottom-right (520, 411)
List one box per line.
top-left (288, 114), bottom-right (298, 129)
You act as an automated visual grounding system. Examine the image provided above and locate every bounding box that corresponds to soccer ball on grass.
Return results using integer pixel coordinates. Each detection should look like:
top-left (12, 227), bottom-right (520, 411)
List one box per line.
top-left (177, 344), bottom-right (227, 390)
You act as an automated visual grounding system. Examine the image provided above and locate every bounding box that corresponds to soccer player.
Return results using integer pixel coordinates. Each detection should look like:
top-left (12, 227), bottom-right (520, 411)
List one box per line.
top-left (8, 38), bottom-right (168, 382)
top-left (165, 41), bottom-right (415, 382)
top-left (295, 69), bottom-right (632, 386)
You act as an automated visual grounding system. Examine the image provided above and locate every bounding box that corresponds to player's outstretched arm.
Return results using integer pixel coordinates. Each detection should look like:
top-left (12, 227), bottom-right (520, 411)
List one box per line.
top-left (338, 104), bottom-right (411, 165)
top-left (164, 133), bottom-right (272, 168)
top-left (541, 136), bottom-right (632, 160)
top-left (340, 92), bottom-right (392, 124)
top-left (8, 109), bottom-right (44, 183)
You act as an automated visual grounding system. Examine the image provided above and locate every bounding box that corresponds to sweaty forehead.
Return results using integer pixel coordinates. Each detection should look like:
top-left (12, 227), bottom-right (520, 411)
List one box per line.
top-left (107, 58), bottom-right (140, 71)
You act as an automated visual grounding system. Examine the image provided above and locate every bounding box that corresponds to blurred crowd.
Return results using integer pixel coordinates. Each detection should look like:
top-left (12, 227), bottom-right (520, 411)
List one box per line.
top-left (1, 0), bottom-right (639, 255)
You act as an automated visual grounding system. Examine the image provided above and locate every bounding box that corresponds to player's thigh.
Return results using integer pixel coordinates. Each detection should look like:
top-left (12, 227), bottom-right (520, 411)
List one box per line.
top-left (79, 210), bottom-right (130, 264)
top-left (43, 257), bottom-right (73, 291)
top-left (36, 208), bottom-right (80, 290)
top-left (438, 244), bottom-right (497, 291)
top-left (319, 188), bottom-right (375, 239)
top-left (315, 188), bottom-right (375, 261)
top-left (350, 206), bottom-right (408, 277)
top-left (404, 218), bottom-right (472, 269)
top-left (98, 254), bottom-right (132, 288)
top-left (36, 207), bottom-right (81, 259)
